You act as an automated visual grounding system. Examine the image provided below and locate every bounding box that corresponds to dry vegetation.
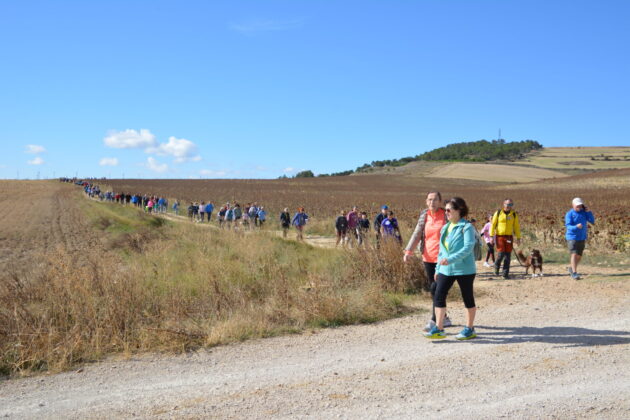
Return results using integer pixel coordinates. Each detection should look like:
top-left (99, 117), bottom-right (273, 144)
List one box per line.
top-left (426, 162), bottom-right (567, 183)
top-left (516, 146), bottom-right (630, 171)
top-left (0, 190), bottom-right (425, 375)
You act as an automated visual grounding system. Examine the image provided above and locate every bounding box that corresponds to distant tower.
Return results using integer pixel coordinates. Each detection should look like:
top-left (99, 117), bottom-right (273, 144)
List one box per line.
top-left (498, 128), bottom-right (502, 140)
top-left (36, 171), bottom-right (40, 180)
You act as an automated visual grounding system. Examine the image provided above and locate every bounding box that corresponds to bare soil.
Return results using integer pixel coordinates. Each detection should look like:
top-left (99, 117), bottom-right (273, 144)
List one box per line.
top-left (0, 181), bottom-right (101, 275)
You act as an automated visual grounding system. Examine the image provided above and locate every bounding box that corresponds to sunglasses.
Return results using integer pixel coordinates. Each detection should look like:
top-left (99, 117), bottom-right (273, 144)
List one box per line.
top-left (505, 203), bottom-right (514, 207)
top-left (445, 208), bottom-right (458, 213)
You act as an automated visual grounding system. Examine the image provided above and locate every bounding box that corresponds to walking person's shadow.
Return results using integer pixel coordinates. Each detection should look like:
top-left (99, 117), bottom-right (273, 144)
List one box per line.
top-left (452, 325), bottom-right (630, 347)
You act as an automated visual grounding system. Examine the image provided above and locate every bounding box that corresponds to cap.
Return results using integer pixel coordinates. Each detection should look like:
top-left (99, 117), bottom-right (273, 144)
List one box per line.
top-left (381, 205), bottom-right (389, 210)
top-left (572, 197), bottom-right (584, 206)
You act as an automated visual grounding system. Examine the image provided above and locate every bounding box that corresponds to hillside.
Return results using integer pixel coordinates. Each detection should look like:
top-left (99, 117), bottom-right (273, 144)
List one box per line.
top-left (348, 146), bottom-right (630, 182)
top-left (512, 147), bottom-right (630, 172)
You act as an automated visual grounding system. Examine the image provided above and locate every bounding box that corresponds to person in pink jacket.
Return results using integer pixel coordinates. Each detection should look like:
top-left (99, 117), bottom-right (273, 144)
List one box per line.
top-left (480, 214), bottom-right (495, 267)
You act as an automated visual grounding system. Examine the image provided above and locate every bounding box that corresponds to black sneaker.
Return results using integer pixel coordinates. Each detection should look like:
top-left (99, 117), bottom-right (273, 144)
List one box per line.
top-left (503, 273), bottom-right (509, 280)
top-left (494, 266), bottom-right (500, 276)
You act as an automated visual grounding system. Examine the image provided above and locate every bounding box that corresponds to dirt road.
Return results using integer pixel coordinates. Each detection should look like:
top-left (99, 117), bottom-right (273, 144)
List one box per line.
top-left (1, 264), bottom-right (628, 419)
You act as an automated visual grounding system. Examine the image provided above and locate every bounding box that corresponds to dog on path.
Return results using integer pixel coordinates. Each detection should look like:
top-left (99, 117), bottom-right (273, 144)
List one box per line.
top-left (516, 249), bottom-right (544, 277)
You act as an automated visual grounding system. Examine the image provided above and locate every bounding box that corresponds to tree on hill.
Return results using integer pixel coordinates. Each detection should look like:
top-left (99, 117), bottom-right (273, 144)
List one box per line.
top-left (417, 139), bottom-right (542, 162)
top-left (294, 170), bottom-right (315, 178)
top-left (314, 139), bottom-right (543, 176)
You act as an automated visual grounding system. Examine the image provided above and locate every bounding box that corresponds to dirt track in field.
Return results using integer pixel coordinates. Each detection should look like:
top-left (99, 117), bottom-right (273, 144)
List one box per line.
top-left (0, 181), bottom-right (100, 275)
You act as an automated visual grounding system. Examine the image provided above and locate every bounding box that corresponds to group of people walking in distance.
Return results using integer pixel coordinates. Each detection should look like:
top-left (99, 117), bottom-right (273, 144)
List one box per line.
top-left (71, 179), bottom-right (595, 341)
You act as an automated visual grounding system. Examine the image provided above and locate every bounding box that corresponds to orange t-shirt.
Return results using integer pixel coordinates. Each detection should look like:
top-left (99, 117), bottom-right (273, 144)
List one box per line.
top-left (422, 208), bottom-right (446, 263)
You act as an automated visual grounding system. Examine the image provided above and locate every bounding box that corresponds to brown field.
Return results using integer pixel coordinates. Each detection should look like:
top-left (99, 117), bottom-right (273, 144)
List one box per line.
top-left (0, 181), bottom-right (102, 274)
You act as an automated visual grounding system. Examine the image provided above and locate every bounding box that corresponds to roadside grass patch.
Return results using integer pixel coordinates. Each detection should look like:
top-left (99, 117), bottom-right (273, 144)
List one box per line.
top-left (0, 198), bottom-right (428, 376)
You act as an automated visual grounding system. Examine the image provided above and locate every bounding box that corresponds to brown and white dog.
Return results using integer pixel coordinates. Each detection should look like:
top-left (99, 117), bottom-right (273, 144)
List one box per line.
top-left (516, 249), bottom-right (544, 277)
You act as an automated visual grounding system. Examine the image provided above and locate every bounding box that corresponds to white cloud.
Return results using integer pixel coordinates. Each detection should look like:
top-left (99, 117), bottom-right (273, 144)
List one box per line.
top-left (104, 129), bottom-right (157, 149)
top-left (146, 157), bottom-right (168, 173)
top-left (25, 144), bottom-right (46, 154)
top-left (146, 136), bottom-right (201, 163)
top-left (230, 18), bottom-right (303, 34)
top-left (28, 157), bottom-right (44, 165)
top-left (99, 157), bottom-right (119, 166)
top-left (283, 167), bottom-right (296, 173)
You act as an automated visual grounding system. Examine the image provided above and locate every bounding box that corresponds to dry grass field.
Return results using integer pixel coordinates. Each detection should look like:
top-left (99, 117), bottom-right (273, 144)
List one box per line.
top-left (426, 162), bottom-right (567, 183)
top-left (516, 146), bottom-right (630, 171)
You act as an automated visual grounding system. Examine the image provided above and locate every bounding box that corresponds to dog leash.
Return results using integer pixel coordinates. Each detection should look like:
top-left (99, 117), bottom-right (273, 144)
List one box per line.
top-left (512, 248), bottom-right (527, 267)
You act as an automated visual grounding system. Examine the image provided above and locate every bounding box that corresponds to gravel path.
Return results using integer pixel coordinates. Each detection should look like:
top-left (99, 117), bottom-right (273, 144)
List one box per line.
top-left (2, 265), bottom-right (628, 419)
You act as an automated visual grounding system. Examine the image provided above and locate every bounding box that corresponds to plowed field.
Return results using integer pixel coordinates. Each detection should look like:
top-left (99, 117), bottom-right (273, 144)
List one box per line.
top-left (0, 181), bottom-right (100, 275)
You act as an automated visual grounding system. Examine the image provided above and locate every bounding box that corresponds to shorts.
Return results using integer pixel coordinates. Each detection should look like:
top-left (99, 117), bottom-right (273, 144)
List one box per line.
top-left (567, 240), bottom-right (585, 256)
top-left (336, 228), bottom-right (347, 237)
top-left (496, 235), bottom-right (513, 253)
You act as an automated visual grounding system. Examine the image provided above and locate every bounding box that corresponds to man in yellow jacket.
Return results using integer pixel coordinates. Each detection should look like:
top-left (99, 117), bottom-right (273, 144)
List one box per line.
top-left (490, 198), bottom-right (521, 279)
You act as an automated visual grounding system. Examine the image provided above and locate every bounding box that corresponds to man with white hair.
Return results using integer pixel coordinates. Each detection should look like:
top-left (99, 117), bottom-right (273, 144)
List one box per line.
top-left (565, 197), bottom-right (595, 280)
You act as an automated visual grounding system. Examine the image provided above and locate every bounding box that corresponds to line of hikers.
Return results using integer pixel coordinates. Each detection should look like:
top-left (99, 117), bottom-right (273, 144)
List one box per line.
top-left (83, 185), bottom-right (170, 214)
top-left (335, 205), bottom-right (403, 248)
top-left (77, 181), bottom-right (595, 341)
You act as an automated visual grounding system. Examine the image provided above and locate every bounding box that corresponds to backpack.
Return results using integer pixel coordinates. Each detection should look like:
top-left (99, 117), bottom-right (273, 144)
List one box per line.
top-left (472, 225), bottom-right (483, 261)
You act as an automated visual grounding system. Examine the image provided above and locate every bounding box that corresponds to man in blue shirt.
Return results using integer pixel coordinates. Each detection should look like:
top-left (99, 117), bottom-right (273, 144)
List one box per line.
top-left (565, 197), bottom-right (595, 280)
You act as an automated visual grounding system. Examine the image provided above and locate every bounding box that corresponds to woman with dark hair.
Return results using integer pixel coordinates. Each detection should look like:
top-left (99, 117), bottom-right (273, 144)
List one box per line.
top-left (424, 197), bottom-right (478, 340)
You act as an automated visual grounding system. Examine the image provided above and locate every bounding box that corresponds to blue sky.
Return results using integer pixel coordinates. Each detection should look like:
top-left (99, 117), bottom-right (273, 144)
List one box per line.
top-left (1, 0), bottom-right (628, 179)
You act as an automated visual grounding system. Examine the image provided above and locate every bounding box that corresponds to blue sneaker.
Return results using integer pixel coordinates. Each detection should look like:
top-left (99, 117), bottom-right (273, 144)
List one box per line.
top-left (423, 325), bottom-right (446, 339)
top-left (455, 327), bottom-right (477, 340)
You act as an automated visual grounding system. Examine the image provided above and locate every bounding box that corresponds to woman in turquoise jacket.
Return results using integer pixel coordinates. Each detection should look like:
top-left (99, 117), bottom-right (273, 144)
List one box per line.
top-left (424, 197), bottom-right (477, 340)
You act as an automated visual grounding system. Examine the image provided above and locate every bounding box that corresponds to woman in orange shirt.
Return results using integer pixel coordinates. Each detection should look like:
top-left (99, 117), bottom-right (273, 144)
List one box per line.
top-left (404, 191), bottom-right (450, 332)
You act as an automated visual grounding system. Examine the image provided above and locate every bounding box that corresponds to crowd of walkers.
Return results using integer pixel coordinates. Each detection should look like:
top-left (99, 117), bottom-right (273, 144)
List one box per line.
top-left (77, 181), bottom-right (311, 241)
top-left (69, 178), bottom-right (596, 341)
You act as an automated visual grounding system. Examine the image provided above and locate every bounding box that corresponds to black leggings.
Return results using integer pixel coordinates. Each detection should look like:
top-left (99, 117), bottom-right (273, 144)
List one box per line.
top-left (423, 262), bottom-right (438, 321)
top-left (485, 243), bottom-right (495, 262)
top-left (434, 273), bottom-right (476, 309)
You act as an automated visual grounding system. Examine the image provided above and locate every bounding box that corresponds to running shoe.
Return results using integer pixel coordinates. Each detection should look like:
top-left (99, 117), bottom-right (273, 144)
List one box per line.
top-left (572, 272), bottom-right (581, 280)
top-left (494, 266), bottom-right (500, 276)
top-left (567, 267), bottom-right (574, 276)
top-left (455, 327), bottom-right (477, 340)
top-left (423, 325), bottom-right (446, 339)
top-left (423, 320), bottom-right (436, 333)
top-left (483, 262), bottom-right (491, 268)
top-left (443, 316), bottom-right (452, 328)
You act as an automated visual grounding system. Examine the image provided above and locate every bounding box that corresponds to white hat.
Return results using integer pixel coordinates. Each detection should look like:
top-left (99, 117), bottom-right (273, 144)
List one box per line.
top-left (572, 197), bottom-right (584, 206)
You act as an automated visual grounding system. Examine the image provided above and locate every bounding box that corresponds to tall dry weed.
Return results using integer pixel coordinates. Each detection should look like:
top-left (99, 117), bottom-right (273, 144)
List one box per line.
top-left (0, 214), bottom-right (422, 375)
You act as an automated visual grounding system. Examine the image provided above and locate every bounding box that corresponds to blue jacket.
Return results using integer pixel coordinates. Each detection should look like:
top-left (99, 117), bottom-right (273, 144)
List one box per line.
top-left (565, 209), bottom-right (595, 241)
top-left (292, 212), bottom-right (308, 227)
top-left (437, 220), bottom-right (477, 276)
top-left (205, 203), bottom-right (214, 213)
